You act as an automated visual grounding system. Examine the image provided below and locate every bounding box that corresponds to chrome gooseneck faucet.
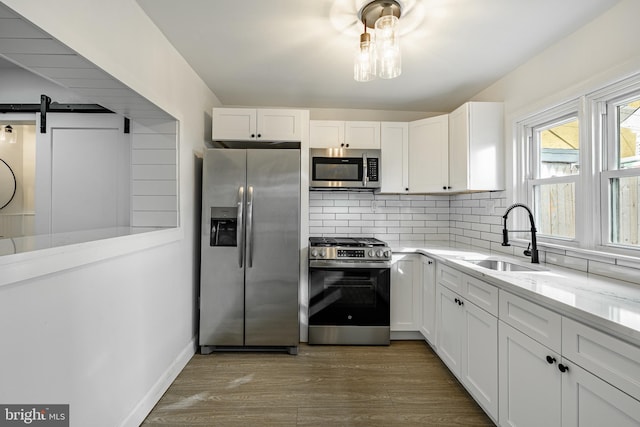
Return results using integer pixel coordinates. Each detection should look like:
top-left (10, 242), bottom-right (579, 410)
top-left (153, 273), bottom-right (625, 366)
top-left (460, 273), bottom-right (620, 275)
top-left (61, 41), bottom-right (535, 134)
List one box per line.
top-left (501, 203), bottom-right (539, 264)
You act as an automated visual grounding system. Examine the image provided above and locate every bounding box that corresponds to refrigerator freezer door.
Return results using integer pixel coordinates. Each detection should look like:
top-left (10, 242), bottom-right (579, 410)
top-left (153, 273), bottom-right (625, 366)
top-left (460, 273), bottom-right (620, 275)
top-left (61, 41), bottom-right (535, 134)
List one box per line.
top-left (200, 149), bottom-right (247, 346)
top-left (244, 149), bottom-right (300, 346)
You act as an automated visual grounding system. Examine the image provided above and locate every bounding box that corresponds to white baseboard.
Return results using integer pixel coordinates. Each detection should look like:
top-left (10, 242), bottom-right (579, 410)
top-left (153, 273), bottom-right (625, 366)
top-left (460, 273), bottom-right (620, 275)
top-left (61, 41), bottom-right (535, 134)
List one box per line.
top-left (390, 331), bottom-right (424, 340)
top-left (120, 336), bottom-right (197, 427)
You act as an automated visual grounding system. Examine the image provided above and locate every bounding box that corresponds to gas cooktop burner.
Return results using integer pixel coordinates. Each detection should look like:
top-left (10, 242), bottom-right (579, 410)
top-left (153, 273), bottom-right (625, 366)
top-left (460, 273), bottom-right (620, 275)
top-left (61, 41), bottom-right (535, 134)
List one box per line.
top-left (309, 237), bottom-right (387, 247)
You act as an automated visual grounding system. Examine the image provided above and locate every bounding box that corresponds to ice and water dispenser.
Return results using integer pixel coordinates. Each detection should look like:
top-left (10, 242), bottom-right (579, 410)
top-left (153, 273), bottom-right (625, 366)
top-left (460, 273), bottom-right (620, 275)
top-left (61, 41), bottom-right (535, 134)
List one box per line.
top-left (209, 207), bottom-right (238, 246)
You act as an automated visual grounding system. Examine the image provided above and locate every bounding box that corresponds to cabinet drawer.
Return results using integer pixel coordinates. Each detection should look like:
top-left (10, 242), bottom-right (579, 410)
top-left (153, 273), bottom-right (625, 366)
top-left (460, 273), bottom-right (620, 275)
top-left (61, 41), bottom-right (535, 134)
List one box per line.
top-left (437, 263), bottom-right (463, 293)
top-left (563, 317), bottom-right (640, 400)
top-left (462, 274), bottom-right (498, 316)
top-left (499, 290), bottom-right (561, 352)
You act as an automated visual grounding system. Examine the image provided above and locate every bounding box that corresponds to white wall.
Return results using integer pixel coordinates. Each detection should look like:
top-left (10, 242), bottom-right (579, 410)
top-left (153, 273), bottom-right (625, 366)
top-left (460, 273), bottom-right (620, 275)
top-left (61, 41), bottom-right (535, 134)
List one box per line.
top-left (472, 0), bottom-right (640, 197)
top-left (0, 1), bottom-right (220, 427)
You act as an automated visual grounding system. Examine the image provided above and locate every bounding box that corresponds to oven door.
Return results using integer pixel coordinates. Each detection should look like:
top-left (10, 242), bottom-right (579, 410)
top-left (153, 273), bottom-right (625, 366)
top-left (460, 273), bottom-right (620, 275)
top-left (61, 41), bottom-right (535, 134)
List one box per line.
top-left (308, 263), bottom-right (390, 327)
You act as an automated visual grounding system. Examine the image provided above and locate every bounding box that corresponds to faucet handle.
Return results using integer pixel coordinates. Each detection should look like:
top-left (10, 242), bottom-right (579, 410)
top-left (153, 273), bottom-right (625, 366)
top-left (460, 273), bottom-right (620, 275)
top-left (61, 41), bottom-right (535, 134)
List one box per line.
top-left (524, 243), bottom-right (532, 257)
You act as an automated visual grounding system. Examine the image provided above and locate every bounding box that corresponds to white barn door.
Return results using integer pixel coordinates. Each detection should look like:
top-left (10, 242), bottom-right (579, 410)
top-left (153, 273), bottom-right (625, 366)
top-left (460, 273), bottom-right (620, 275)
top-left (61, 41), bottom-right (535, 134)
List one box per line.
top-left (35, 113), bottom-right (129, 235)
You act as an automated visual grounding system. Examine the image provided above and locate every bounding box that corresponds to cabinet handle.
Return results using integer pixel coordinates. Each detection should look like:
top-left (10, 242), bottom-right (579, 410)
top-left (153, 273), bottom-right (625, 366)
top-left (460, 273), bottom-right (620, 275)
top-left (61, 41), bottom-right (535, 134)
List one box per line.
top-left (459, 299), bottom-right (464, 306)
top-left (546, 356), bottom-right (556, 364)
top-left (428, 261), bottom-right (433, 265)
top-left (454, 298), bottom-right (459, 304)
top-left (558, 363), bottom-right (569, 373)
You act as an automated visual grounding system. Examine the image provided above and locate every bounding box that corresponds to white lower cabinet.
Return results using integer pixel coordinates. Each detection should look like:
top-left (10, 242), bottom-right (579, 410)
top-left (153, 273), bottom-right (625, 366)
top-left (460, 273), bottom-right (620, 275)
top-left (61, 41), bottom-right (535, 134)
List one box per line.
top-left (499, 321), bottom-right (562, 427)
top-left (562, 361), bottom-right (640, 427)
top-left (436, 281), bottom-right (498, 421)
top-left (419, 255), bottom-right (436, 344)
top-left (498, 290), bottom-right (640, 427)
top-left (390, 254), bottom-right (421, 331)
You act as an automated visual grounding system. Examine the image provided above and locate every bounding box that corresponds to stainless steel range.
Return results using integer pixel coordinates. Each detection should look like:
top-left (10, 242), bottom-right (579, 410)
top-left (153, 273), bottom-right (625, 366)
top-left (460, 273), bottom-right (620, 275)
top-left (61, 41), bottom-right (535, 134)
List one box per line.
top-left (308, 237), bottom-right (391, 345)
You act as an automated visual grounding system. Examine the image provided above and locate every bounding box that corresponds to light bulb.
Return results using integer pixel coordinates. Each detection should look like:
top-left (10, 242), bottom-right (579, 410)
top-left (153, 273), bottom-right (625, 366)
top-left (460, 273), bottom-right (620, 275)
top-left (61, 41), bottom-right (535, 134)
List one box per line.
top-left (354, 31), bottom-right (377, 82)
top-left (375, 14), bottom-right (401, 79)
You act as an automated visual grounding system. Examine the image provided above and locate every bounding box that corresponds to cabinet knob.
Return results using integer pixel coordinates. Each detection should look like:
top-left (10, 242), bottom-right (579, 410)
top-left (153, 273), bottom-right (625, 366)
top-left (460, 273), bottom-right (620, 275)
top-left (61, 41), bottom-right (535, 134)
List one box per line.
top-left (459, 299), bottom-right (464, 306)
top-left (546, 356), bottom-right (556, 364)
top-left (405, 188), bottom-right (409, 191)
top-left (250, 134), bottom-right (255, 138)
top-left (257, 133), bottom-right (261, 138)
top-left (346, 143), bottom-right (349, 147)
top-left (558, 363), bottom-right (569, 373)
top-left (428, 261), bottom-right (433, 265)
top-left (341, 143), bottom-right (345, 147)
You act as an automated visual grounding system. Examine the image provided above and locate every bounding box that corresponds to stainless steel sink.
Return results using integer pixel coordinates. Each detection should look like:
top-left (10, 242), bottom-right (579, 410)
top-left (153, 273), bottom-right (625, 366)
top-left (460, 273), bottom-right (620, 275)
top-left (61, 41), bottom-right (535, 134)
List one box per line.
top-left (465, 259), bottom-right (543, 272)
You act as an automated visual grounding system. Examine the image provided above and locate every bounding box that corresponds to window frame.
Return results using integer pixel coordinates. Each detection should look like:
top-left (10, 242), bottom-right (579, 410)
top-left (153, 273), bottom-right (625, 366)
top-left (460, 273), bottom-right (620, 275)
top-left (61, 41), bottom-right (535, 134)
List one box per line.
top-left (517, 100), bottom-right (583, 247)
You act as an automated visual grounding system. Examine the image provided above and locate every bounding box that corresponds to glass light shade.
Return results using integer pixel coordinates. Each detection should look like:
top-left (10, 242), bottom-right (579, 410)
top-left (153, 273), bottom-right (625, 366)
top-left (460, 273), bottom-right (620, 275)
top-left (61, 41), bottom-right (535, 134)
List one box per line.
top-left (354, 32), bottom-right (377, 82)
top-left (375, 14), bottom-right (401, 79)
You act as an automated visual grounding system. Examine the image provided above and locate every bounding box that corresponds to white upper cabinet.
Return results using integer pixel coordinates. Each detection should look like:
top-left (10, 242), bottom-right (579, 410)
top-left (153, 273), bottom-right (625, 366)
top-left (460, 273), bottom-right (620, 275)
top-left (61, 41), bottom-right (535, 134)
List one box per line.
top-left (380, 122), bottom-right (409, 193)
top-left (408, 115), bottom-right (449, 193)
top-left (212, 108), bottom-right (302, 142)
top-left (345, 121), bottom-right (380, 149)
top-left (448, 102), bottom-right (504, 192)
top-left (310, 120), bottom-right (380, 149)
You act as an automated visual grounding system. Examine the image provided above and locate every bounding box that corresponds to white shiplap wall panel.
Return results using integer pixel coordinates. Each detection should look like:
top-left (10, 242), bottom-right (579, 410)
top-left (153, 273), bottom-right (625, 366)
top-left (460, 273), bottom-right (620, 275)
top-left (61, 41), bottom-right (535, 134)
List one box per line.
top-left (130, 120), bottom-right (178, 228)
top-left (132, 180), bottom-right (177, 196)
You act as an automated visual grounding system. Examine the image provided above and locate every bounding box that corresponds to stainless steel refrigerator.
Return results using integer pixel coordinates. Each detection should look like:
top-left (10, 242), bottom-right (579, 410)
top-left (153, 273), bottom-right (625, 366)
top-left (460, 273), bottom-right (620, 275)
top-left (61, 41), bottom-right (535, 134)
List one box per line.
top-left (199, 148), bottom-right (300, 354)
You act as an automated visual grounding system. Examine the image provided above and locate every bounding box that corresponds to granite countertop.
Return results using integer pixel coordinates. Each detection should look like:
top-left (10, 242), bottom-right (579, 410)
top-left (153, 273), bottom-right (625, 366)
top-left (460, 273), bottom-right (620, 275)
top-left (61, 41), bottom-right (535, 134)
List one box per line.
top-left (391, 242), bottom-right (640, 347)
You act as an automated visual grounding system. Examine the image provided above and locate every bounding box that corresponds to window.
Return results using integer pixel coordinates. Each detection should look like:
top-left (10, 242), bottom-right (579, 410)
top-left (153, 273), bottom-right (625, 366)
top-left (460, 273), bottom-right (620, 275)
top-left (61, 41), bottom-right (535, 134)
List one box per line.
top-left (602, 95), bottom-right (640, 248)
top-left (521, 103), bottom-right (580, 243)
top-left (517, 73), bottom-right (640, 256)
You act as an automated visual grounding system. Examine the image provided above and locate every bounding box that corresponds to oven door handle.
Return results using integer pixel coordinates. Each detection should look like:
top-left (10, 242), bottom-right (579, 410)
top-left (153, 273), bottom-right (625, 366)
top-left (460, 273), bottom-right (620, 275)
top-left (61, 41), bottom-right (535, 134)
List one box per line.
top-left (309, 260), bottom-right (391, 269)
top-left (362, 153), bottom-right (368, 187)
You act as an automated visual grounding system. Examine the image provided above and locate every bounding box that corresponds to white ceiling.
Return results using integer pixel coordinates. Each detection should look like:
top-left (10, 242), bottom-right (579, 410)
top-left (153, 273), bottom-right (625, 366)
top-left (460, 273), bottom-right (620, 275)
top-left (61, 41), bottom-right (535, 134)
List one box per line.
top-left (136, 0), bottom-right (620, 113)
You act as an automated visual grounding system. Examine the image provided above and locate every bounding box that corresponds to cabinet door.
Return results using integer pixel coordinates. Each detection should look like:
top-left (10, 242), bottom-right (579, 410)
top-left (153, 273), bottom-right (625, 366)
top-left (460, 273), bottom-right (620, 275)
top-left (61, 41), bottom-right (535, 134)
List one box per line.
top-left (499, 321), bottom-right (561, 427)
top-left (212, 108), bottom-right (257, 140)
top-left (390, 254), bottom-right (421, 331)
top-left (448, 103), bottom-right (469, 191)
top-left (562, 361), bottom-right (640, 427)
top-left (345, 121), bottom-right (381, 149)
top-left (257, 109), bottom-right (302, 141)
top-left (420, 256), bottom-right (436, 344)
top-left (436, 284), bottom-right (463, 374)
top-left (380, 122), bottom-right (409, 193)
top-left (408, 115), bottom-right (448, 192)
top-left (309, 120), bottom-right (344, 148)
top-left (462, 301), bottom-right (498, 421)
top-left (449, 102), bottom-right (504, 192)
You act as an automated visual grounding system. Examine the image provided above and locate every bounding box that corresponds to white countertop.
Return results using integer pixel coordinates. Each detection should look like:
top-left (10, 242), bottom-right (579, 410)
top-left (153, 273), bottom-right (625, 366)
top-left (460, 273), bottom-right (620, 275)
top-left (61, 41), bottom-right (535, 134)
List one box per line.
top-left (392, 242), bottom-right (640, 347)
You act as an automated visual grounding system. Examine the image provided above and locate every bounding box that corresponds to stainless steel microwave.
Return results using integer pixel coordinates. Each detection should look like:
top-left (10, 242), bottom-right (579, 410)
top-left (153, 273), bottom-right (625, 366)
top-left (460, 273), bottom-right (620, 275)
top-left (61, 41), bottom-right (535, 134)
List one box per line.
top-left (309, 148), bottom-right (381, 190)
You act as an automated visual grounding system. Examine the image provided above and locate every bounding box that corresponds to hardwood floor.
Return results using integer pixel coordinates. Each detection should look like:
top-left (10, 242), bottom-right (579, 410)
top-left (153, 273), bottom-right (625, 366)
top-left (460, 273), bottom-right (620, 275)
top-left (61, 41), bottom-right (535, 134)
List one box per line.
top-left (142, 341), bottom-right (495, 426)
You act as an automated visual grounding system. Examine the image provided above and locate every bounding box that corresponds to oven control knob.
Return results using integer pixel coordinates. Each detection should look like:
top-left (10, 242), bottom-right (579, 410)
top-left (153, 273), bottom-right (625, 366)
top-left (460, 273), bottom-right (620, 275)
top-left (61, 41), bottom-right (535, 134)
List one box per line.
top-left (311, 249), bottom-right (318, 257)
top-left (320, 249), bottom-right (326, 258)
top-left (368, 250), bottom-right (375, 257)
top-left (383, 250), bottom-right (390, 258)
top-left (376, 250), bottom-right (383, 257)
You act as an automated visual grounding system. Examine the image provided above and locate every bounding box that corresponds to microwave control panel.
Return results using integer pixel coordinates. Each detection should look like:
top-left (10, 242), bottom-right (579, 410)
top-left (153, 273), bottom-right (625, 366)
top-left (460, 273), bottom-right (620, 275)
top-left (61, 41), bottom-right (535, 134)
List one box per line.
top-left (367, 158), bottom-right (379, 181)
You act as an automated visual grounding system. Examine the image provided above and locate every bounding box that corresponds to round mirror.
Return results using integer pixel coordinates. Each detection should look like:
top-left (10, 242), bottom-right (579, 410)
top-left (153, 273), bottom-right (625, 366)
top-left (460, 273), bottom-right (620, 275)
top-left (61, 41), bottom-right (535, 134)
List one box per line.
top-left (0, 159), bottom-right (17, 210)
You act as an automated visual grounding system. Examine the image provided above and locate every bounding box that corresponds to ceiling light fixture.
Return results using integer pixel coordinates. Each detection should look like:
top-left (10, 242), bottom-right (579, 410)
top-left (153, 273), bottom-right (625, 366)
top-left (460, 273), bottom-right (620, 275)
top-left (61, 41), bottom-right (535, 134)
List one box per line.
top-left (354, 0), bottom-right (402, 82)
top-left (0, 125), bottom-right (16, 144)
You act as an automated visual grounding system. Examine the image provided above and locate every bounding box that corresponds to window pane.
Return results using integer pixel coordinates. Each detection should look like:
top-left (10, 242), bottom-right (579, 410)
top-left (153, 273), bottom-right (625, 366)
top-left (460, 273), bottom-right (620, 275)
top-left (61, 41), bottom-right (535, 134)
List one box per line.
top-left (538, 119), bottom-right (580, 178)
top-left (610, 176), bottom-right (640, 246)
top-left (618, 100), bottom-right (640, 169)
top-left (534, 182), bottom-right (575, 238)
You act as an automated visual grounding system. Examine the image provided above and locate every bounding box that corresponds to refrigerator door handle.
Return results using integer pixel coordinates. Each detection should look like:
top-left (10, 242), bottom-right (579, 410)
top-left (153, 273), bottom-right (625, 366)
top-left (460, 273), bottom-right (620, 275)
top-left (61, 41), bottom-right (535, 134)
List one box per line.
top-left (247, 185), bottom-right (254, 268)
top-left (238, 186), bottom-right (245, 268)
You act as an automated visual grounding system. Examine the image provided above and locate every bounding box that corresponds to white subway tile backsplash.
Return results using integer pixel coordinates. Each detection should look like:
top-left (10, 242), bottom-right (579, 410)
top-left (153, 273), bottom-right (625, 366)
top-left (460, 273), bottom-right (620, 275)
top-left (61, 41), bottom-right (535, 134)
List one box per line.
top-left (308, 190), bottom-right (640, 286)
